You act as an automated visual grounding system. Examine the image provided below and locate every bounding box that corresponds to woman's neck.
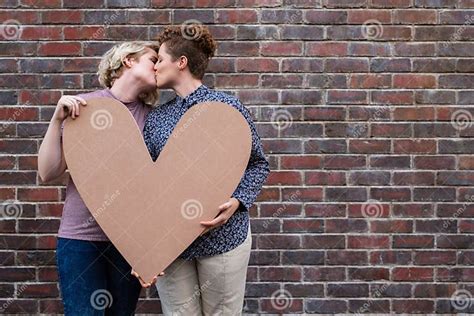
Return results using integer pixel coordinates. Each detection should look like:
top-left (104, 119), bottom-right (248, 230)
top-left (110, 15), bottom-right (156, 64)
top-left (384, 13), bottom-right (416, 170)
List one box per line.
top-left (110, 77), bottom-right (141, 103)
top-left (174, 78), bottom-right (203, 99)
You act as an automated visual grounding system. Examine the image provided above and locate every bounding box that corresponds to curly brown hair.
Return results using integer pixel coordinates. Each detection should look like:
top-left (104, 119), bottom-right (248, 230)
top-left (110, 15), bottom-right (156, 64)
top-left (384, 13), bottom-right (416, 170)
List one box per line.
top-left (156, 24), bottom-right (217, 79)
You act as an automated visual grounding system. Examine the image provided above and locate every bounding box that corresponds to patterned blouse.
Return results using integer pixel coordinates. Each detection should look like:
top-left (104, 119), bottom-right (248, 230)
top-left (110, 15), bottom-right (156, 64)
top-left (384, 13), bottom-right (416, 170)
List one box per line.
top-left (143, 84), bottom-right (270, 260)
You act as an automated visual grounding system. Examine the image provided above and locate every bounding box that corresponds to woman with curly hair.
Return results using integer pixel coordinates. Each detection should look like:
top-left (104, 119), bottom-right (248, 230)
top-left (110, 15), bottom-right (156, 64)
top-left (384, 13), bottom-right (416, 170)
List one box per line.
top-left (38, 41), bottom-right (162, 315)
top-left (144, 25), bottom-right (270, 315)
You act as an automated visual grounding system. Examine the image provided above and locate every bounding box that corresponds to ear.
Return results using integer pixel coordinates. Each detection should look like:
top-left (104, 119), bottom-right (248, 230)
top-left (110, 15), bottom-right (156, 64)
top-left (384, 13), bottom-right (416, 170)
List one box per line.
top-left (122, 56), bottom-right (135, 68)
top-left (177, 56), bottom-right (188, 71)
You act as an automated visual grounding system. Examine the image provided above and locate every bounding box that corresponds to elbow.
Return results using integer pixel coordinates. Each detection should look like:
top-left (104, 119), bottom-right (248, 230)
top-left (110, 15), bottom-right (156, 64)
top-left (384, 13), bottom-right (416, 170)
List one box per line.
top-left (38, 162), bottom-right (56, 183)
top-left (38, 170), bottom-right (50, 183)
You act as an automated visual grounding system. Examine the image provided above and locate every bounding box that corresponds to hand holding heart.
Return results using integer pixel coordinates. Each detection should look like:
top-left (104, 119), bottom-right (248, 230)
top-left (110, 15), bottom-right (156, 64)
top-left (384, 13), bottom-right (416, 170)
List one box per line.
top-left (132, 196), bottom-right (240, 286)
top-left (200, 197), bottom-right (241, 236)
top-left (53, 95), bottom-right (87, 121)
top-left (131, 269), bottom-right (164, 288)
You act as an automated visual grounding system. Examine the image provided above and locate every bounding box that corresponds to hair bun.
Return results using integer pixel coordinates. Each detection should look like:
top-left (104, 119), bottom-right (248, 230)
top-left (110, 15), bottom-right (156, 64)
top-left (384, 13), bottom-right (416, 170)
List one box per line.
top-left (157, 24), bottom-right (217, 79)
top-left (184, 24), bottom-right (217, 59)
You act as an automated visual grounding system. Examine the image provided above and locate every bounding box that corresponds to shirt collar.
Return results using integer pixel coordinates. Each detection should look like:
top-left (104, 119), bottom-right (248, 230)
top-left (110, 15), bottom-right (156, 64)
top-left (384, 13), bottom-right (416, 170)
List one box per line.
top-left (104, 88), bottom-right (140, 109)
top-left (176, 84), bottom-right (208, 106)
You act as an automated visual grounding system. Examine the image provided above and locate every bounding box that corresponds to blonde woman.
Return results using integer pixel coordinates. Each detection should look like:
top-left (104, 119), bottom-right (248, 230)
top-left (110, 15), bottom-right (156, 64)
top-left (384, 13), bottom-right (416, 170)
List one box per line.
top-left (38, 41), bottom-right (160, 315)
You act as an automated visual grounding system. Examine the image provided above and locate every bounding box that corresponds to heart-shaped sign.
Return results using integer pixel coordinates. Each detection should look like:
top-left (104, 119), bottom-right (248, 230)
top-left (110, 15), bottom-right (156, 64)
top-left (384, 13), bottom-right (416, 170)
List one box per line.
top-left (63, 97), bottom-right (252, 282)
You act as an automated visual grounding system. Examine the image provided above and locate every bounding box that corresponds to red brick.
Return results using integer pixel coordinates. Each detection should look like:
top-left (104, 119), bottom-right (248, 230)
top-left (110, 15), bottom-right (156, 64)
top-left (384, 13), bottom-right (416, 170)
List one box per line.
top-left (327, 250), bottom-right (367, 265)
top-left (0, 10), bottom-right (39, 23)
top-left (329, 90), bottom-right (368, 105)
top-left (20, 0), bottom-right (61, 7)
top-left (393, 140), bottom-right (436, 154)
top-left (370, 0), bottom-right (411, 7)
top-left (349, 74), bottom-right (391, 88)
top-left (305, 204), bottom-right (346, 218)
top-left (370, 220), bottom-right (413, 233)
top-left (393, 235), bottom-right (434, 248)
top-left (349, 268), bottom-right (390, 281)
top-left (305, 171), bottom-right (345, 185)
top-left (414, 251), bottom-right (456, 265)
top-left (217, 9), bottom-right (258, 23)
top-left (236, 58), bottom-right (279, 72)
top-left (282, 219), bottom-right (323, 233)
top-left (218, 42), bottom-right (259, 56)
top-left (260, 298), bottom-right (303, 313)
top-left (0, 107), bottom-right (38, 121)
top-left (282, 188), bottom-right (322, 202)
top-left (394, 9), bottom-right (437, 24)
top-left (393, 268), bottom-right (434, 281)
top-left (393, 300), bottom-right (434, 313)
top-left (266, 171), bottom-right (302, 185)
top-left (393, 74), bottom-right (437, 88)
top-left (306, 42), bottom-right (348, 56)
top-left (38, 42), bottom-right (81, 56)
top-left (261, 42), bottom-right (303, 56)
top-left (371, 90), bottom-right (413, 104)
top-left (348, 10), bottom-right (392, 23)
top-left (348, 203), bottom-right (390, 218)
top-left (64, 26), bottom-right (106, 40)
top-left (281, 156), bottom-right (321, 169)
top-left (17, 188), bottom-right (59, 202)
top-left (20, 26), bottom-right (62, 40)
top-left (41, 10), bottom-right (82, 23)
top-left (305, 10), bottom-right (347, 24)
top-left (215, 74), bottom-right (259, 88)
top-left (370, 251), bottom-right (411, 265)
top-left (348, 235), bottom-right (390, 249)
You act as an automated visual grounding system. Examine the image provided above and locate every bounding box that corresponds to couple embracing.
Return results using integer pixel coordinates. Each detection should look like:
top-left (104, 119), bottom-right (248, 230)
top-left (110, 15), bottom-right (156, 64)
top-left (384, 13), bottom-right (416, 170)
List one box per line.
top-left (38, 25), bottom-right (270, 315)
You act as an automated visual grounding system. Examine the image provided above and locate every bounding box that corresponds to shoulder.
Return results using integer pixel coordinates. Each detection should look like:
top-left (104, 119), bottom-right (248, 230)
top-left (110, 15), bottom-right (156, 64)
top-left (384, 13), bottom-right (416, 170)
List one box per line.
top-left (75, 89), bottom-right (108, 100)
top-left (206, 88), bottom-right (241, 105)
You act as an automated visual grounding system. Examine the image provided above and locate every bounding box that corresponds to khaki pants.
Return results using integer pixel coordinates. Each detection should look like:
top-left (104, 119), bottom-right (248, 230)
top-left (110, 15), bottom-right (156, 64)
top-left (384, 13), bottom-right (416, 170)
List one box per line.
top-left (156, 225), bottom-right (252, 316)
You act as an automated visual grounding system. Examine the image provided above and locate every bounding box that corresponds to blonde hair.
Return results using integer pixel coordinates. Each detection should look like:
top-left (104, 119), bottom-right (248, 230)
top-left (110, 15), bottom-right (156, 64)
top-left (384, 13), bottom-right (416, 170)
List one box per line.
top-left (97, 41), bottom-right (160, 106)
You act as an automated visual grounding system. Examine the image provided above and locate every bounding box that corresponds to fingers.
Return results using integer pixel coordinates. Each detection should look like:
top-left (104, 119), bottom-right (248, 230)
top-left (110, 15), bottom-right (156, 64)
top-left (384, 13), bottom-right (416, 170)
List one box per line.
top-left (131, 270), bottom-right (165, 288)
top-left (200, 214), bottom-right (228, 228)
top-left (62, 99), bottom-right (76, 119)
top-left (131, 270), bottom-right (149, 287)
top-left (218, 201), bottom-right (231, 211)
top-left (61, 96), bottom-right (87, 120)
top-left (72, 96), bottom-right (87, 105)
top-left (71, 96), bottom-right (87, 117)
top-left (72, 98), bottom-right (81, 117)
top-left (200, 217), bottom-right (221, 227)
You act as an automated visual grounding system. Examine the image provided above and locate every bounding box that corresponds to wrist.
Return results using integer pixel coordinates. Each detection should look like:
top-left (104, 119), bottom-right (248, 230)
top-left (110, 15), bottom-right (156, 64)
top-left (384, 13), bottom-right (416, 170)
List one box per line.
top-left (232, 197), bottom-right (240, 205)
top-left (50, 119), bottom-right (63, 128)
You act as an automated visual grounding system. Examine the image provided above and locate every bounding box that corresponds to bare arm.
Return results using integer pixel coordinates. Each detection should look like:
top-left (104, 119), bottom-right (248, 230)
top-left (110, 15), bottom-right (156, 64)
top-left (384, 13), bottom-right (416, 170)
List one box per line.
top-left (38, 95), bottom-right (87, 182)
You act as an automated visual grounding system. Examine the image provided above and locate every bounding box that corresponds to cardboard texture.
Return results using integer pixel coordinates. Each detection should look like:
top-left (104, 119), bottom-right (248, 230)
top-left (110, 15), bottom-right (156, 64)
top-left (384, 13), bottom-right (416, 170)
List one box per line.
top-left (63, 97), bottom-right (252, 282)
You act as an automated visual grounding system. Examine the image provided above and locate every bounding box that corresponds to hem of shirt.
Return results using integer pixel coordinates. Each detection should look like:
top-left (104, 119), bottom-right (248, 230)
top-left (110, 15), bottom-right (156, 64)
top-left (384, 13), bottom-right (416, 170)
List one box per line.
top-left (178, 222), bottom-right (250, 261)
top-left (57, 233), bottom-right (110, 242)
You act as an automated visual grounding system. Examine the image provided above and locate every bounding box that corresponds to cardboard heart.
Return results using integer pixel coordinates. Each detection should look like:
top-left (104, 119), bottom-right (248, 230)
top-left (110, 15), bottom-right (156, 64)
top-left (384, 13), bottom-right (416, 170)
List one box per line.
top-left (63, 97), bottom-right (252, 282)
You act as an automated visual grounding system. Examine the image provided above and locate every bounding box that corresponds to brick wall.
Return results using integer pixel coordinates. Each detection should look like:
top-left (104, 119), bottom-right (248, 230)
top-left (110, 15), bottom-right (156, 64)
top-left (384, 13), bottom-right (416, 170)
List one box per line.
top-left (1, 0), bottom-right (473, 314)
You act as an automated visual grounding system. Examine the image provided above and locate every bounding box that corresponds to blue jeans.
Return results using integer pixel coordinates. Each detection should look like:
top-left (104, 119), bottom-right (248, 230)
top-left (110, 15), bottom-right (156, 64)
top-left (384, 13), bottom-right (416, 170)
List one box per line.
top-left (56, 237), bottom-right (141, 316)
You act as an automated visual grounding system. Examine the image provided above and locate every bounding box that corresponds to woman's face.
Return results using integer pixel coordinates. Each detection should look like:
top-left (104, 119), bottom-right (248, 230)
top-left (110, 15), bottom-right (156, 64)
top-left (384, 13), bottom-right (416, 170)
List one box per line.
top-left (127, 47), bottom-right (158, 91)
top-left (154, 43), bottom-right (181, 89)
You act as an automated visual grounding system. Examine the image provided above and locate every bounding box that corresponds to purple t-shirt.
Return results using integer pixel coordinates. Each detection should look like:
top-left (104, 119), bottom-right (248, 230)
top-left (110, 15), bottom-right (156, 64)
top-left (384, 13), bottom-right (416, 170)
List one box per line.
top-left (58, 89), bottom-right (152, 241)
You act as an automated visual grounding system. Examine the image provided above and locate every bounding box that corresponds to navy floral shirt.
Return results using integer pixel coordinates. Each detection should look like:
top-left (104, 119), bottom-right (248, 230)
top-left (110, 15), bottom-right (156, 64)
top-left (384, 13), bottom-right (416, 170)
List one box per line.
top-left (143, 84), bottom-right (270, 260)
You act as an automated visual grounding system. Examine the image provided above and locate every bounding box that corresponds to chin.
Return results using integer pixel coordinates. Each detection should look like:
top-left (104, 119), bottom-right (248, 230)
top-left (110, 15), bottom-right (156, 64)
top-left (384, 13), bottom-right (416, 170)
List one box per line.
top-left (156, 81), bottom-right (170, 89)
